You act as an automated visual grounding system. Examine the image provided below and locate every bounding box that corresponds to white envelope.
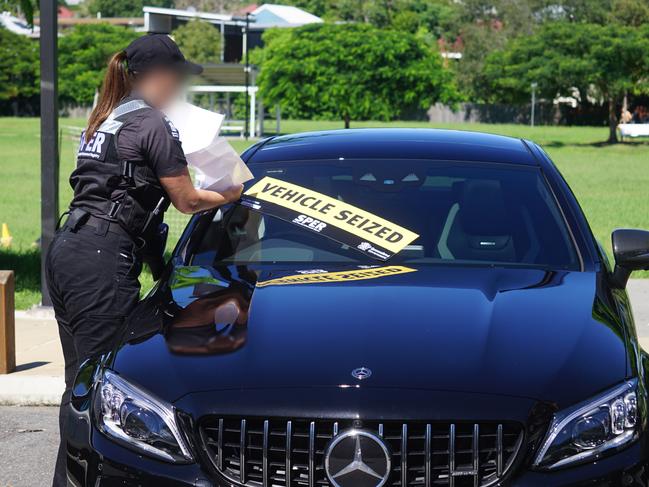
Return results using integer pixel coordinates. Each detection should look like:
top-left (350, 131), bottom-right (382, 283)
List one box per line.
top-left (164, 101), bottom-right (253, 192)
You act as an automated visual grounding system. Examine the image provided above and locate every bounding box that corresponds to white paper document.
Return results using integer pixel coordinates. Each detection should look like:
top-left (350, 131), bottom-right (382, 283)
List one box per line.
top-left (164, 101), bottom-right (253, 192)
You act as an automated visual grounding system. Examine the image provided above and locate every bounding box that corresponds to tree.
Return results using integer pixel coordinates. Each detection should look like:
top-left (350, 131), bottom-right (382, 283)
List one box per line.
top-left (278, 0), bottom-right (461, 36)
top-left (532, 0), bottom-right (612, 23)
top-left (589, 25), bottom-right (649, 141)
top-left (0, 27), bottom-right (39, 112)
top-left (171, 20), bottom-right (222, 64)
top-left (481, 23), bottom-right (649, 142)
top-left (442, 0), bottom-right (646, 98)
top-left (609, 0), bottom-right (649, 26)
top-left (454, 21), bottom-right (509, 100)
top-left (451, 0), bottom-right (545, 99)
top-left (278, 0), bottom-right (330, 18)
top-left (58, 24), bottom-right (140, 105)
top-left (392, 0), bottom-right (461, 37)
top-left (86, 0), bottom-right (172, 18)
top-left (256, 23), bottom-right (460, 127)
top-left (3, 0), bottom-right (35, 24)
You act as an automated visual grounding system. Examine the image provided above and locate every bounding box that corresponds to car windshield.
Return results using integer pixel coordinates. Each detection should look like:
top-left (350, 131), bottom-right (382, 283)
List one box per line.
top-left (190, 159), bottom-right (579, 270)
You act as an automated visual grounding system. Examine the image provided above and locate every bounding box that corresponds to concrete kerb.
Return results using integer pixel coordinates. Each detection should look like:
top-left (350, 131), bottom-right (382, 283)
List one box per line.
top-left (0, 375), bottom-right (64, 405)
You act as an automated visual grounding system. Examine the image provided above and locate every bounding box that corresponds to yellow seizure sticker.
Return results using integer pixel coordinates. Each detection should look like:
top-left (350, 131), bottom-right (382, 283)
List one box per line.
top-left (241, 177), bottom-right (419, 260)
top-left (256, 266), bottom-right (417, 287)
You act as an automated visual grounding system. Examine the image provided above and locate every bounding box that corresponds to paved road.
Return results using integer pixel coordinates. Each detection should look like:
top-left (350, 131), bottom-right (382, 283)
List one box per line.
top-left (0, 406), bottom-right (59, 487)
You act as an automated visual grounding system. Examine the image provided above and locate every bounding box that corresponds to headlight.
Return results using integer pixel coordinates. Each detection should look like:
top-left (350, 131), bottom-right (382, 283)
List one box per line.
top-left (97, 370), bottom-right (193, 463)
top-left (533, 379), bottom-right (638, 469)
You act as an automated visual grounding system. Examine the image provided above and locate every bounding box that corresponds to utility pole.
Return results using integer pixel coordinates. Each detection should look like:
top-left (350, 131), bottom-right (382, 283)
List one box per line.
top-left (40, 0), bottom-right (59, 306)
top-left (530, 82), bottom-right (538, 128)
top-left (243, 12), bottom-right (250, 140)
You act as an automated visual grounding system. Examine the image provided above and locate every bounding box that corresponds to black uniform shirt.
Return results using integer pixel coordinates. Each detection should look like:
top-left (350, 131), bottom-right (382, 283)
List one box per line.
top-left (116, 96), bottom-right (188, 178)
top-left (69, 95), bottom-right (188, 226)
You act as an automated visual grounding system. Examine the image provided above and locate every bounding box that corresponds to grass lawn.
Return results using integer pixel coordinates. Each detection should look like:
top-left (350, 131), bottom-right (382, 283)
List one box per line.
top-left (1, 117), bottom-right (647, 308)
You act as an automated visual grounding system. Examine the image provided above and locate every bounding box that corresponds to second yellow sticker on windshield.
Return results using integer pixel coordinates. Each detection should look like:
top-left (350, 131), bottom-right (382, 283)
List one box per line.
top-left (257, 266), bottom-right (417, 287)
top-left (240, 177), bottom-right (419, 260)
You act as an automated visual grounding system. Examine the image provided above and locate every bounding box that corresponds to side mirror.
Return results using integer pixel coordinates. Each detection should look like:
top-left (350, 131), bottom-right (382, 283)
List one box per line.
top-left (611, 229), bottom-right (649, 288)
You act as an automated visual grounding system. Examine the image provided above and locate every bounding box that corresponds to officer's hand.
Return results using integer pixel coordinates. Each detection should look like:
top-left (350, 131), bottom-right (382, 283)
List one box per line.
top-left (220, 184), bottom-right (244, 203)
top-left (162, 169), bottom-right (242, 214)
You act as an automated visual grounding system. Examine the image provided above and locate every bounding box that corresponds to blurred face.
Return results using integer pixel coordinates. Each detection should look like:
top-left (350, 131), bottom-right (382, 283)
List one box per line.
top-left (132, 67), bottom-right (185, 109)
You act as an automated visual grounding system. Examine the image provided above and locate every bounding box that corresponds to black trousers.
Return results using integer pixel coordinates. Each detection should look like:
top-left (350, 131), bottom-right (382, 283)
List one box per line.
top-left (45, 225), bottom-right (142, 487)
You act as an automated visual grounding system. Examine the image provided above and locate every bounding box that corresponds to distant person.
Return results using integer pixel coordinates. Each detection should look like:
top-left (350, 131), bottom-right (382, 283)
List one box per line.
top-left (632, 105), bottom-right (648, 124)
top-left (620, 107), bottom-right (633, 124)
top-left (45, 34), bottom-right (243, 487)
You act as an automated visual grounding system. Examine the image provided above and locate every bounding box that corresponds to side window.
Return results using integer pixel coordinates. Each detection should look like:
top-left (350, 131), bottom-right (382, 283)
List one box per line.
top-left (192, 207), bottom-right (263, 265)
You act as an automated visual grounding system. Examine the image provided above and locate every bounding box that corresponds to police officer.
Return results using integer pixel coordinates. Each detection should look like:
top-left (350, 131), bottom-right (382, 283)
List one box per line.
top-left (46, 34), bottom-right (242, 487)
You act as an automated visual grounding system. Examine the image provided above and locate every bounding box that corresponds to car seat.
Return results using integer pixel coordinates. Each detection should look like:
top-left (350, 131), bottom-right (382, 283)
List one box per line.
top-left (437, 180), bottom-right (516, 262)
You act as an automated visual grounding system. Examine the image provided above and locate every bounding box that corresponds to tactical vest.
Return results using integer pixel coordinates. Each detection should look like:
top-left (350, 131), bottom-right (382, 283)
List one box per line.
top-left (69, 99), bottom-right (170, 241)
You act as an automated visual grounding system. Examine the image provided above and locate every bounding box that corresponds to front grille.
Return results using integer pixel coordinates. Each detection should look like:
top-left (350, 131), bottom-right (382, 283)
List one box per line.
top-left (199, 418), bottom-right (524, 487)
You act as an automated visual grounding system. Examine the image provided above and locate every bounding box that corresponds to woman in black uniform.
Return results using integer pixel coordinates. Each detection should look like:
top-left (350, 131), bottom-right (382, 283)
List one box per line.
top-left (46, 34), bottom-right (242, 487)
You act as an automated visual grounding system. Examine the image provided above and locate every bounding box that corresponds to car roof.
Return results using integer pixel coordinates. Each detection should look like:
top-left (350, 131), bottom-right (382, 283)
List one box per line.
top-left (247, 128), bottom-right (539, 166)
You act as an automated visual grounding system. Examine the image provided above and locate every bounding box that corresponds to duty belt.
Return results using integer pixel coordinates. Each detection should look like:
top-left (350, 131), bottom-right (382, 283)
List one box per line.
top-left (62, 209), bottom-right (131, 239)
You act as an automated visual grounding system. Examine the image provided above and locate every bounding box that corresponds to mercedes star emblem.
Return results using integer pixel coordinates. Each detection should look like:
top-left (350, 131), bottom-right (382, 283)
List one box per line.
top-left (324, 430), bottom-right (391, 487)
top-left (351, 367), bottom-right (372, 380)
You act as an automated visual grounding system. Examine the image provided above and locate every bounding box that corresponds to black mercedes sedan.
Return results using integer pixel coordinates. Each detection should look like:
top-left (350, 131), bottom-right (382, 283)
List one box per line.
top-left (66, 129), bottom-right (649, 487)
